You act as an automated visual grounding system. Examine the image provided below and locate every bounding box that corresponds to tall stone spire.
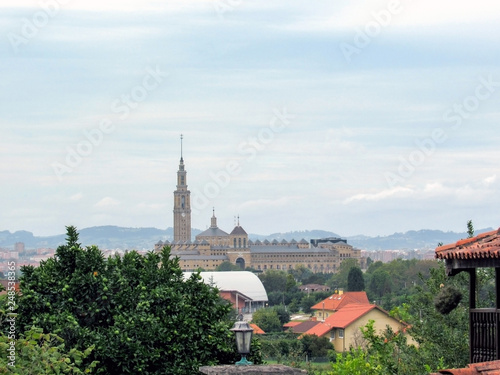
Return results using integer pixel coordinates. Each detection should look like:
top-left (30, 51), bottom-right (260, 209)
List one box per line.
top-left (210, 207), bottom-right (218, 228)
top-left (173, 134), bottom-right (191, 242)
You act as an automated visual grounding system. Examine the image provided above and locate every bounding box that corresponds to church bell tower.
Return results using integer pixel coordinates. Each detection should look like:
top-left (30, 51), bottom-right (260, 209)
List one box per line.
top-left (173, 134), bottom-right (191, 242)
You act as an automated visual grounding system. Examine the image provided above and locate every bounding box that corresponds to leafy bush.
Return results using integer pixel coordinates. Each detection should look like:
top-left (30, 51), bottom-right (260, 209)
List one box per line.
top-left (14, 226), bottom-right (252, 374)
top-left (0, 327), bottom-right (98, 374)
top-left (252, 308), bottom-right (283, 333)
top-left (434, 285), bottom-right (462, 315)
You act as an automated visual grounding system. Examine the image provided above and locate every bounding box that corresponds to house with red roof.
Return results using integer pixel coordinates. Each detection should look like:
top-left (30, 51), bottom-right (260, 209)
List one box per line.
top-left (249, 323), bottom-right (265, 335)
top-left (283, 321), bottom-right (302, 331)
top-left (302, 303), bottom-right (411, 352)
top-left (310, 291), bottom-right (370, 321)
top-left (285, 320), bottom-right (322, 335)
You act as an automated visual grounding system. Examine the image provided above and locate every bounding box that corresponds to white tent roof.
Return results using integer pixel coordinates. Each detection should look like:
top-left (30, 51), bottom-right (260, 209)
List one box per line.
top-left (184, 271), bottom-right (268, 302)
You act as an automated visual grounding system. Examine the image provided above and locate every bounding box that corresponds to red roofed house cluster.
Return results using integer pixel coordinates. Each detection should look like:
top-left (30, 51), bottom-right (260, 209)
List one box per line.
top-left (286, 290), bottom-right (412, 352)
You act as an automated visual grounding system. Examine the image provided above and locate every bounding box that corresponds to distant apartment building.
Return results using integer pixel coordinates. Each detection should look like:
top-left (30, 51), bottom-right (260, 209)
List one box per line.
top-left (155, 141), bottom-right (363, 273)
top-left (14, 242), bottom-right (25, 253)
top-left (361, 249), bottom-right (436, 263)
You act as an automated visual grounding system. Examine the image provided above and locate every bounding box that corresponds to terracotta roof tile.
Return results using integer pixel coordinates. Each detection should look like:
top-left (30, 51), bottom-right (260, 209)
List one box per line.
top-left (288, 321), bottom-right (321, 334)
top-left (431, 359), bottom-right (500, 374)
top-left (435, 228), bottom-right (500, 260)
top-left (325, 304), bottom-right (379, 329)
top-left (249, 323), bottom-right (265, 335)
top-left (283, 321), bottom-right (302, 328)
top-left (302, 322), bottom-right (333, 337)
top-left (311, 291), bottom-right (370, 311)
top-left (303, 304), bottom-right (393, 338)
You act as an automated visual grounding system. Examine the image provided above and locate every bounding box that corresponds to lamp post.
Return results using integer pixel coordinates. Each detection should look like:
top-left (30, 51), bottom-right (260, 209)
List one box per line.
top-left (230, 317), bottom-right (254, 366)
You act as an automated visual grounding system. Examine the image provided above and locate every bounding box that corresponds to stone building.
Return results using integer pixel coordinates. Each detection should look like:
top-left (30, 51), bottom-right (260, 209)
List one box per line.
top-left (155, 141), bottom-right (363, 272)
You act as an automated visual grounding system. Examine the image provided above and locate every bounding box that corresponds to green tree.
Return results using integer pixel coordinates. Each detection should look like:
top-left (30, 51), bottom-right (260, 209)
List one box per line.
top-left (467, 219), bottom-right (474, 238)
top-left (347, 267), bottom-right (365, 291)
top-left (15, 226), bottom-right (248, 375)
top-left (215, 261), bottom-right (241, 271)
top-left (300, 334), bottom-right (333, 358)
top-left (0, 327), bottom-right (99, 374)
top-left (252, 308), bottom-right (283, 333)
top-left (300, 294), bottom-right (318, 314)
top-left (288, 265), bottom-right (312, 283)
top-left (395, 262), bottom-right (470, 370)
top-left (368, 269), bottom-right (392, 298)
top-left (273, 305), bottom-right (290, 326)
top-left (327, 258), bottom-right (359, 290)
top-left (259, 270), bottom-right (288, 294)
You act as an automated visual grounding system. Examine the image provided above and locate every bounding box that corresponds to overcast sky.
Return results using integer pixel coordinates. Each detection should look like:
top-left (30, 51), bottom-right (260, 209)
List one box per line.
top-left (2, 0), bottom-right (500, 238)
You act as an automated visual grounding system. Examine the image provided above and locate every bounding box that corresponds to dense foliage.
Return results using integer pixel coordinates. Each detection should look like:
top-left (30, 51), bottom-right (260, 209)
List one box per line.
top-left (13, 226), bottom-right (252, 374)
top-left (259, 332), bottom-right (333, 363)
top-left (347, 267), bottom-right (365, 292)
top-left (0, 326), bottom-right (98, 374)
top-left (252, 308), bottom-right (283, 333)
top-left (326, 262), bottom-right (475, 374)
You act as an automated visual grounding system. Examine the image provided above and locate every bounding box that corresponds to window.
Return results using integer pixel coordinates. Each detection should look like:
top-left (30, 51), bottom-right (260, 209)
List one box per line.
top-left (330, 331), bottom-right (335, 340)
top-left (338, 329), bottom-right (344, 338)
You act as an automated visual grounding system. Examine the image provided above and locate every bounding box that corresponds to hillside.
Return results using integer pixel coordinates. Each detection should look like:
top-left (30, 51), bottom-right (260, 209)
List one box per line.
top-left (0, 226), bottom-right (494, 251)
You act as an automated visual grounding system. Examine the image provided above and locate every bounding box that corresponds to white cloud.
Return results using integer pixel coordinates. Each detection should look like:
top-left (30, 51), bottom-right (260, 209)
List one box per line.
top-left (94, 197), bottom-right (120, 208)
top-left (275, 0), bottom-right (500, 32)
top-left (69, 193), bottom-right (83, 201)
top-left (483, 175), bottom-right (497, 186)
top-left (343, 186), bottom-right (414, 204)
top-left (237, 197), bottom-right (295, 211)
top-left (0, 0), bottom-right (209, 12)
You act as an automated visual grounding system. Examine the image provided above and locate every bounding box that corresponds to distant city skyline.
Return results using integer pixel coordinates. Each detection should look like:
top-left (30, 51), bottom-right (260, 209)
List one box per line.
top-left (2, 0), bottom-right (500, 237)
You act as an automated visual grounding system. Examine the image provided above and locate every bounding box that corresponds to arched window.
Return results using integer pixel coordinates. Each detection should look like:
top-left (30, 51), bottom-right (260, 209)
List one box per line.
top-left (243, 239), bottom-right (246, 248)
top-left (238, 238), bottom-right (241, 248)
top-left (233, 238), bottom-right (237, 248)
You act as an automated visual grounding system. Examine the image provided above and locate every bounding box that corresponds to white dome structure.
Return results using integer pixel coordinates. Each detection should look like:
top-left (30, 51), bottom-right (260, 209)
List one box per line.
top-left (184, 271), bottom-right (268, 310)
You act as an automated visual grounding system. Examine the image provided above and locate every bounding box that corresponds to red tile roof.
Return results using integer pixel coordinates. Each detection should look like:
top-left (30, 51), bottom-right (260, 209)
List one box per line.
top-left (283, 321), bottom-right (302, 328)
top-left (435, 228), bottom-right (500, 260)
top-left (311, 291), bottom-right (370, 311)
top-left (431, 359), bottom-right (500, 374)
top-left (303, 304), bottom-right (399, 337)
top-left (288, 320), bottom-right (321, 334)
top-left (303, 321), bottom-right (334, 338)
top-left (249, 323), bottom-right (265, 335)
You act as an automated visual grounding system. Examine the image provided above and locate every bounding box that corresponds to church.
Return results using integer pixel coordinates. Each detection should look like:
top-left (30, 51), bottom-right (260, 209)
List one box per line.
top-left (154, 138), bottom-right (363, 272)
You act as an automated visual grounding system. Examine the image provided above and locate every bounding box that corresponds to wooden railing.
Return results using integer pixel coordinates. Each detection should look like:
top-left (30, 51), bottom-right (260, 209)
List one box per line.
top-left (470, 309), bottom-right (500, 363)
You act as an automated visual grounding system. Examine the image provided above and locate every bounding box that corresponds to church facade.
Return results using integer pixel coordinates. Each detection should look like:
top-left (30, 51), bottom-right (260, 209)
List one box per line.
top-left (155, 143), bottom-right (363, 273)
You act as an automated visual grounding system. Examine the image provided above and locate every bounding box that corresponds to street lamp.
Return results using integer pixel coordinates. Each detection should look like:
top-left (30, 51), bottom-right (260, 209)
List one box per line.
top-left (230, 318), bottom-right (254, 366)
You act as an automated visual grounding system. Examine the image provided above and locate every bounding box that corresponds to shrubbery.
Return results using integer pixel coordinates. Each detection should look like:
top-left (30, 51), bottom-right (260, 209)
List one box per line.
top-left (8, 226), bottom-right (258, 374)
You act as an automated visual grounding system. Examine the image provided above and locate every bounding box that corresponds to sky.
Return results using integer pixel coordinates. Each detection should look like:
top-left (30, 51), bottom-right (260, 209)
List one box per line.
top-left (2, 0), bottom-right (500, 238)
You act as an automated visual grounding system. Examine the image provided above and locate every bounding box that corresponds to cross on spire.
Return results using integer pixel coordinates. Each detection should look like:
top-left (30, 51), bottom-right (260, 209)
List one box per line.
top-left (180, 134), bottom-right (183, 160)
